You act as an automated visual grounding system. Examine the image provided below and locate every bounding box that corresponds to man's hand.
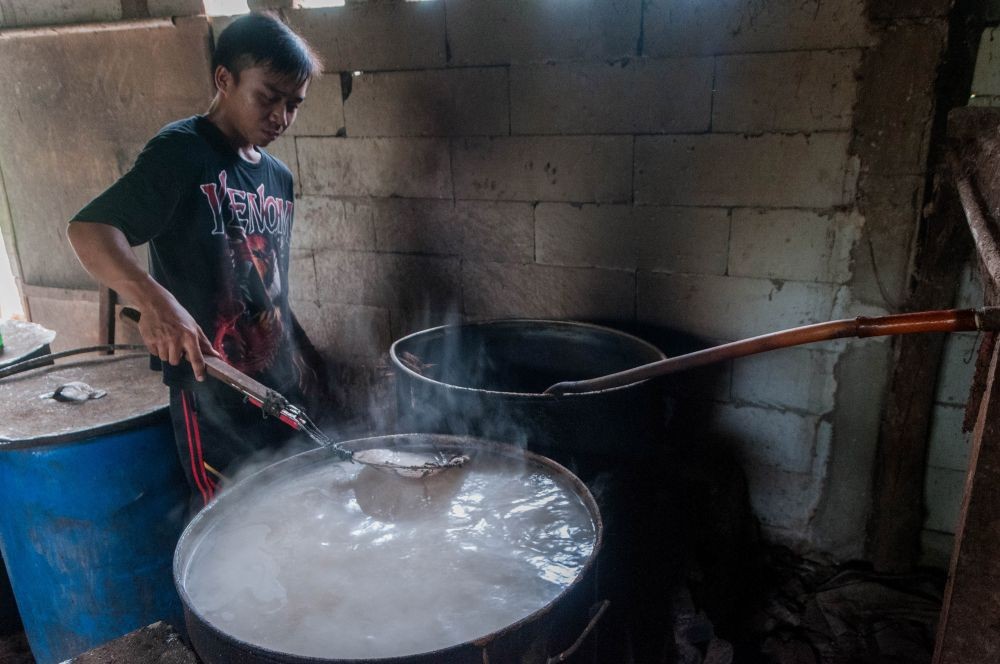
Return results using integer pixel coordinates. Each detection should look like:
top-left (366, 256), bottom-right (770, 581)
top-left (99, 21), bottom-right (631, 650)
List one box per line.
top-left (138, 293), bottom-right (220, 381)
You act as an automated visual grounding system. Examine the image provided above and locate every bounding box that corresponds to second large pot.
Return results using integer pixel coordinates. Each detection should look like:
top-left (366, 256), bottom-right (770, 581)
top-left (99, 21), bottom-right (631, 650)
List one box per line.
top-left (390, 320), bottom-right (668, 473)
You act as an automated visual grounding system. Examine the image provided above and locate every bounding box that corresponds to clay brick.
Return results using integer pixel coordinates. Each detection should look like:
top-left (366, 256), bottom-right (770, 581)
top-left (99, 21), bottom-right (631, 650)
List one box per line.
top-left (0, 0), bottom-right (121, 27)
top-left (293, 196), bottom-right (375, 252)
top-left (924, 466), bottom-right (966, 533)
top-left (635, 133), bottom-right (858, 208)
top-left (731, 347), bottom-right (838, 414)
top-left (637, 272), bottom-right (840, 341)
top-left (372, 198), bottom-right (533, 263)
top-left (283, 3), bottom-right (446, 71)
top-left (345, 68), bottom-right (508, 137)
top-left (713, 403), bottom-right (827, 474)
top-left (927, 405), bottom-right (971, 472)
top-left (935, 332), bottom-right (979, 406)
top-left (298, 137), bottom-right (451, 199)
top-left (713, 50), bottom-right (862, 133)
top-left (643, 0), bottom-right (874, 57)
top-left (285, 74), bottom-right (345, 137)
top-left (728, 208), bottom-right (860, 283)
top-left (452, 136), bottom-right (632, 203)
top-left (293, 300), bottom-right (390, 360)
top-left (446, 0), bottom-right (641, 65)
top-left (462, 261), bottom-right (634, 320)
top-left (535, 204), bottom-right (729, 274)
top-left (510, 58), bottom-right (712, 135)
top-left (0, 17), bottom-right (212, 289)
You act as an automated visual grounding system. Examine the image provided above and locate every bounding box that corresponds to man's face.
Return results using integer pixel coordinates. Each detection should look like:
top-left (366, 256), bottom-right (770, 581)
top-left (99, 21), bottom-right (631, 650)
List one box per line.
top-left (219, 65), bottom-right (309, 148)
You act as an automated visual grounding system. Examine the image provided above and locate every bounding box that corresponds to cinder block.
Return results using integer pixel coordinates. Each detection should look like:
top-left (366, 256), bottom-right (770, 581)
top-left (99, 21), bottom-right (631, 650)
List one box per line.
top-left (971, 27), bottom-right (1000, 98)
top-left (927, 405), bottom-right (971, 472)
top-left (288, 251), bottom-right (318, 303)
top-left (312, 249), bottom-right (462, 311)
top-left (462, 261), bottom-right (634, 320)
top-left (728, 208), bottom-right (860, 283)
top-left (635, 133), bottom-right (858, 208)
top-left (713, 50), bottom-right (862, 133)
top-left (924, 466), bottom-right (966, 534)
top-left (146, 0), bottom-right (205, 18)
top-left (24, 296), bottom-right (98, 352)
top-left (510, 58), bottom-right (712, 135)
top-left (452, 136), bottom-right (632, 203)
top-left (711, 403), bottom-right (822, 473)
top-left (293, 196), bottom-right (375, 252)
top-left (0, 0), bottom-right (121, 27)
top-left (380, 254), bottom-right (462, 311)
top-left (0, 17), bottom-right (212, 289)
top-left (534, 203), bottom-right (729, 274)
top-left (264, 136), bottom-right (299, 195)
top-left (919, 529), bottom-right (954, 570)
top-left (283, 3), bottom-right (446, 71)
top-left (286, 74), bottom-right (345, 137)
top-left (345, 68), bottom-right (508, 137)
top-left (935, 332), bottom-right (979, 406)
top-left (743, 465), bottom-right (822, 532)
top-left (373, 198), bottom-right (533, 263)
top-left (446, 0), bottom-right (641, 65)
top-left (638, 272), bottom-right (840, 341)
top-left (293, 300), bottom-right (390, 359)
top-left (298, 137), bottom-right (452, 198)
top-left (642, 0), bottom-right (874, 57)
top-left (731, 347), bottom-right (838, 414)
top-left (389, 306), bottom-right (465, 341)
top-left (313, 249), bottom-right (381, 306)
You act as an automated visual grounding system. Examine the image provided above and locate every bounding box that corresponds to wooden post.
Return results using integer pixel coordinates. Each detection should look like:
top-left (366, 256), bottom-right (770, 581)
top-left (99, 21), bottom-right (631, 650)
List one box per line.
top-left (97, 286), bottom-right (118, 352)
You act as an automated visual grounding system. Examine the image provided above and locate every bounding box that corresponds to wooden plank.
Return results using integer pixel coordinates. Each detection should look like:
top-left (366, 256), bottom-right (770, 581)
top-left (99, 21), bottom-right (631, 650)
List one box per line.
top-left (933, 332), bottom-right (1000, 663)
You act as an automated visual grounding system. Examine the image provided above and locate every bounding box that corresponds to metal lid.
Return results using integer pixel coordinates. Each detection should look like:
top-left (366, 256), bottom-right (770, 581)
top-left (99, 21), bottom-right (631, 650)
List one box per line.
top-left (0, 319), bottom-right (56, 369)
top-left (0, 353), bottom-right (168, 447)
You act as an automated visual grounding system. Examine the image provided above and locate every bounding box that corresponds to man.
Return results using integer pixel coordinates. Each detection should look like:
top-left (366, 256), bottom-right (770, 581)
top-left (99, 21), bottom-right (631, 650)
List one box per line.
top-left (68, 13), bottom-right (324, 509)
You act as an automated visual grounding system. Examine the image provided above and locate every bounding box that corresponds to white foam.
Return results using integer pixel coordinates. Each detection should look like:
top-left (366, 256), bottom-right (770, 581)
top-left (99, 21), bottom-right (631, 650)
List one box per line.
top-left (183, 454), bottom-right (596, 659)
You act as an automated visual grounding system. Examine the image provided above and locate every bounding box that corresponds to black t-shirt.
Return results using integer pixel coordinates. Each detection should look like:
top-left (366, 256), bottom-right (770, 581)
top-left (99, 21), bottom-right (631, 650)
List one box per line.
top-left (73, 116), bottom-right (300, 394)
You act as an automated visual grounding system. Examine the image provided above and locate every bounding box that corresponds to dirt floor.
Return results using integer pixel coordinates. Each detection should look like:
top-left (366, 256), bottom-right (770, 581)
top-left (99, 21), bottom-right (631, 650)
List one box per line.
top-left (0, 630), bottom-right (32, 664)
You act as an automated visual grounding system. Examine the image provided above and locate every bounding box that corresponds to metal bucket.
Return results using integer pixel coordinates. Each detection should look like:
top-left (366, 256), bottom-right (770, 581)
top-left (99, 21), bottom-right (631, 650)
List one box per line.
top-left (389, 320), bottom-right (668, 475)
top-left (0, 319), bottom-right (55, 636)
top-left (0, 353), bottom-right (188, 664)
top-left (175, 434), bottom-right (605, 664)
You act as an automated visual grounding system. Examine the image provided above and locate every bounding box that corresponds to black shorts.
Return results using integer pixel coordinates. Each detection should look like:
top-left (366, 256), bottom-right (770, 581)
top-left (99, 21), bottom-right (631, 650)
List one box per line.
top-left (168, 385), bottom-right (313, 511)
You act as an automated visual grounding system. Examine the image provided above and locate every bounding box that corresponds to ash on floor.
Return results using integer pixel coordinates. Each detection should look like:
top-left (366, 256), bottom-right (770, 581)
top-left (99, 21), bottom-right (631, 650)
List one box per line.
top-left (0, 630), bottom-right (32, 664)
top-left (742, 546), bottom-right (944, 664)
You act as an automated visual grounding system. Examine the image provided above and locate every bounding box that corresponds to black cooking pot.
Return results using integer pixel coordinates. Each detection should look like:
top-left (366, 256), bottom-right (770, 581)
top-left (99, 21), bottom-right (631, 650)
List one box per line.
top-left (389, 320), bottom-right (668, 474)
top-left (174, 434), bottom-right (606, 664)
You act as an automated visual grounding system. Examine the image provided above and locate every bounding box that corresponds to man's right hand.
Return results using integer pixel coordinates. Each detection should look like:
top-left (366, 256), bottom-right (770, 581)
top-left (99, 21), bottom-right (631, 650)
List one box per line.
top-left (137, 294), bottom-right (220, 382)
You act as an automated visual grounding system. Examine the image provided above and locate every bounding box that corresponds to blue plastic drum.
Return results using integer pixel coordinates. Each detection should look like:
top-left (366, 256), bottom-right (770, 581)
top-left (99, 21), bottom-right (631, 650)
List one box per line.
top-left (0, 319), bottom-right (56, 636)
top-left (0, 353), bottom-right (187, 664)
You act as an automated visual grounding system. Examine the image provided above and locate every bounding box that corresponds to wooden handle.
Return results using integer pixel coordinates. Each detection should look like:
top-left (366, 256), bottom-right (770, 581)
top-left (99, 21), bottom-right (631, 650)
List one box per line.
top-left (118, 306), bottom-right (276, 404)
top-left (545, 307), bottom-right (1000, 395)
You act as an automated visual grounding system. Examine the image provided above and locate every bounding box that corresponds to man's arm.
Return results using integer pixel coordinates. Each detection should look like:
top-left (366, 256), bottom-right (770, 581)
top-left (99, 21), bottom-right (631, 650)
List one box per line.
top-left (67, 221), bottom-right (218, 380)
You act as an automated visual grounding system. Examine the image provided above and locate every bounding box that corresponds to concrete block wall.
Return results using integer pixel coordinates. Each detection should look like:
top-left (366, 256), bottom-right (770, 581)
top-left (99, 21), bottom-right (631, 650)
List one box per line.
top-left (0, 0), bottom-right (956, 558)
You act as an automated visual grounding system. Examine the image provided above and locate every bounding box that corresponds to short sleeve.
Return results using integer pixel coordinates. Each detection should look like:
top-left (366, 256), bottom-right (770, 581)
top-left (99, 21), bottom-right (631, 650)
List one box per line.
top-left (72, 130), bottom-right (200, 246)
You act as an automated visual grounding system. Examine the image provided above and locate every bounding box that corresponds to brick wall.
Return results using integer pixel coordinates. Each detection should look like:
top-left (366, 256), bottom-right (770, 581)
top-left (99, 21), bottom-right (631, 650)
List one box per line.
top-left (0, 0), bottom-right (956, 558)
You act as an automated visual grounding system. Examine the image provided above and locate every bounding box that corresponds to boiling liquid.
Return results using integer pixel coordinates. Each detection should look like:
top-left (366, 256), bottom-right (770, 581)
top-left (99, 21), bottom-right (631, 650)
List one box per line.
top-left (183, 455), bottom-right (596, 659)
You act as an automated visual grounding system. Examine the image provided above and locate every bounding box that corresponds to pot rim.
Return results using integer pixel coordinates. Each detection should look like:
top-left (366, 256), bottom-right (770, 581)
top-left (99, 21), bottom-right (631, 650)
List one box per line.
top-left (173, 433), bottom-right (604, 663)
top-left (389, 318), bottom-right (667, 398)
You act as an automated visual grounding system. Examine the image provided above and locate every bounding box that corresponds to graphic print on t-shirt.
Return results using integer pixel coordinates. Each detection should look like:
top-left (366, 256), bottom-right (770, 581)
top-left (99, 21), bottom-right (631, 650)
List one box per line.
top-left (199, 168), bottom-right (294, 376)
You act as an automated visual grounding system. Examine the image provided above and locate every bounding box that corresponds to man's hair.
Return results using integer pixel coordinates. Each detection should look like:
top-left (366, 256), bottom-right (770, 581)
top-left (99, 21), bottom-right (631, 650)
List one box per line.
top-left (212, 13), bottom-right (322, 85)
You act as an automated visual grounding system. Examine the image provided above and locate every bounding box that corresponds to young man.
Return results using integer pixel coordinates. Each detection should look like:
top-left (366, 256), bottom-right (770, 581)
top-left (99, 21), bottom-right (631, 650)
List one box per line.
top-left (68, 13), bottom-right (324, 509)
